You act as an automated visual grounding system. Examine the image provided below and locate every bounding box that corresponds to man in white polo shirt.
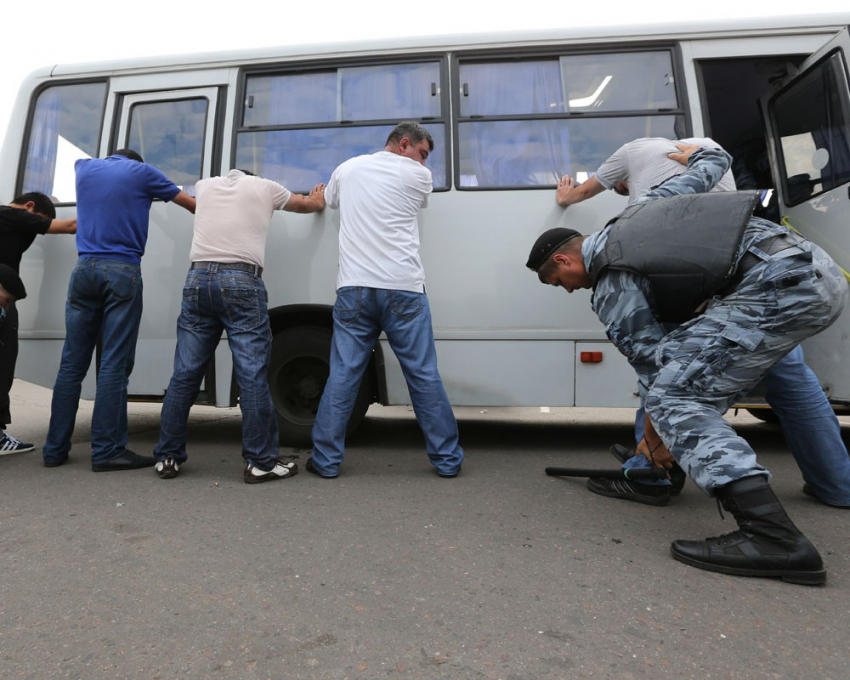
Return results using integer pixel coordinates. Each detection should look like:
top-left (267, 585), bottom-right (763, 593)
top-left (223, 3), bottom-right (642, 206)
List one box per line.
top-left (306, 121), bottom-right (464, 479)
top-left (152, 169), bottom-right (325, 483)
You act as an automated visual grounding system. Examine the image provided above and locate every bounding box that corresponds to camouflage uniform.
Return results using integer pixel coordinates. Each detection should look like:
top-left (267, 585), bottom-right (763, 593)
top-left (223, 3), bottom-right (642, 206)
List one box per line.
top-left (582, 147), bottom-right (848, 495)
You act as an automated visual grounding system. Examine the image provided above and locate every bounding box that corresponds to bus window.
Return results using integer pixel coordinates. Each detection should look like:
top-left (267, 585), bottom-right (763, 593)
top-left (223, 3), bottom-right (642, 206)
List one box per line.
top-left (237, 61), bottom-right (447, 191)
top-left (772, 51), bottom-right (850, 206)
top-left (126, 97), bottom-right (209, 195)
top-left (20, 81), bottom-right (107, 204)
top-left (457, 51), bottom-right (684, 188)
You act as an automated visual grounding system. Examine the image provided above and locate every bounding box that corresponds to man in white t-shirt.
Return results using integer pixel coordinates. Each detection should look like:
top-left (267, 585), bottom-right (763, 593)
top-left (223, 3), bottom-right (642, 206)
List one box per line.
top-left (307, 121), bottom-right (464, 479)
top-left (152, 169), bottom-right (325, 484)
top-left (556, 137), bottom-right (735, 206)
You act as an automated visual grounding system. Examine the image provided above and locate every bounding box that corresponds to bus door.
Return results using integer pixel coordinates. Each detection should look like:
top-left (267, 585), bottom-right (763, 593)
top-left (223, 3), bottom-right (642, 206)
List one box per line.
top-left (113, 87), bottom-right (221, 398)
top-left (762, 26), bottom-right (850, 404)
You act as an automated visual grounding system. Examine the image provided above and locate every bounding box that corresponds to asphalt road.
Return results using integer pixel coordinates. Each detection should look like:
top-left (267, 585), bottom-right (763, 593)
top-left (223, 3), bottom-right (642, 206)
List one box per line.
top-left (2, 381), bottom-right (849, 680)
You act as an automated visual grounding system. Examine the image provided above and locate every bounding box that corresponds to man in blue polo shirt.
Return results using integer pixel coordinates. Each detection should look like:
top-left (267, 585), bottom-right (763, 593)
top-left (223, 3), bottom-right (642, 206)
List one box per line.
top-left (43, 149), bottom-right (195, 471)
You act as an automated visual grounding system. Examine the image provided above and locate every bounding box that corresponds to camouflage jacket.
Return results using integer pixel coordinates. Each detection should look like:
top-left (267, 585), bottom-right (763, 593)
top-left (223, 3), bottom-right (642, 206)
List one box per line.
top-left (581, 146), bottom-right (787, 391)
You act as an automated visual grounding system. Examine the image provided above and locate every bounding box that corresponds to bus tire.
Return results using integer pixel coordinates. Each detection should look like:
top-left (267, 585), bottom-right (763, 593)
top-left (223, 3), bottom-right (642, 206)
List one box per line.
top-left (268, 326), bottom-right (372, 447)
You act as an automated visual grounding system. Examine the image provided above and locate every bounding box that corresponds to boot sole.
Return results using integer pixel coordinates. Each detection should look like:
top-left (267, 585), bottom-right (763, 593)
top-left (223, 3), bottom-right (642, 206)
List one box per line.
top-left (671, 548), bottom-right (827, 585)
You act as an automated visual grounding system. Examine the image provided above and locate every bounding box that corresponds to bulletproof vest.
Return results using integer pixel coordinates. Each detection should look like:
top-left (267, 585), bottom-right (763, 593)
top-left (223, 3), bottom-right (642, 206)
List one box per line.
top-left (590, 191), bottom-right (760, 323)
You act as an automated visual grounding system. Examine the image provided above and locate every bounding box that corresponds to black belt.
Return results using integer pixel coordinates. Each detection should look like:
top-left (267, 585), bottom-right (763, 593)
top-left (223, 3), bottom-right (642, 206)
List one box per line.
top-left (721, 232), bottom-right (807, 295)
top-left (190, 261), bottom-right (263, 277)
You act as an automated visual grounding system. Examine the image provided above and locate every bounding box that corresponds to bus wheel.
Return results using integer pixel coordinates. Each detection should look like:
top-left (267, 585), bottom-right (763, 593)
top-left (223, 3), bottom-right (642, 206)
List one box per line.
top-left (268, 326), bottom-right (371, 447)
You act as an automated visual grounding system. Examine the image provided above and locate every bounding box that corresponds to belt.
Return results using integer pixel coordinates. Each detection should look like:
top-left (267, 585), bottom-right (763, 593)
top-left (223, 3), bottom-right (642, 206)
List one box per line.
top-left (190, 261), bottom-right (263, 277)
top-left (721, 232), bottom-right (808, 295)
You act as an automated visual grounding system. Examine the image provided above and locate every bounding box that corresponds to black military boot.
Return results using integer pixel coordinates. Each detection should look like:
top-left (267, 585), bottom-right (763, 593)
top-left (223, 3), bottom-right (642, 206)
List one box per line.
top-left (670, 475), bottom-right (826, 585)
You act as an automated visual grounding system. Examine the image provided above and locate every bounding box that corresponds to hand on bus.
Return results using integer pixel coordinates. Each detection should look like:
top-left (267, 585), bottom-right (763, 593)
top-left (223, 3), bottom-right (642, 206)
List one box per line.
top-left (309, 183), bottom-right (326, 210)
top-left (668, 143), bottom-right (702, 167)
top-left (556, 174), bottom-right (579, 206)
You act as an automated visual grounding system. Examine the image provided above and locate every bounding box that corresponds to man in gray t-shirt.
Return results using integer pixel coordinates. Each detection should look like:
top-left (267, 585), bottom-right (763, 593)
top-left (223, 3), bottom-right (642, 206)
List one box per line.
top-left (556, 137), bottom-right (736, 206)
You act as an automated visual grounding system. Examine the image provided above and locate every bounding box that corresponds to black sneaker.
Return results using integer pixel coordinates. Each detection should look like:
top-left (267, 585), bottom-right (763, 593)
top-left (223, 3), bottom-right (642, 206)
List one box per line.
top-left (609, 443), bottom-right (635, 464)
top-left (244, 458), bottom-right (298, 484)
top-left (305, 457), bottom-right (338, 479)
top-left (587, 477), bottom-right (671, 506)
top-left (92, 450), bottom-right (156, 472)
top-left (155, 457), bottom-right (180, 479)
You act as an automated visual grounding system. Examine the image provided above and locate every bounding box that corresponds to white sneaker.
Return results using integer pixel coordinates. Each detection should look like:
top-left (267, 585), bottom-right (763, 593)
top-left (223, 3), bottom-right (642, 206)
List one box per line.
top-left (244, 458), bottom-right (298, 484)
top-left (0, 431), bottom-right (35, 455)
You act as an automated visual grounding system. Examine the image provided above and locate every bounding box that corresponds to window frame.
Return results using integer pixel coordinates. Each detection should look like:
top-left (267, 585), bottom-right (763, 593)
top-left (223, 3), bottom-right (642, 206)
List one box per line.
top-left (16, 77), bottom-right (109, 205)
top-left (232, 54), bottom-right (451, 192)
top-left (767, 47), bottom-right (850, 208)
top-left (451, 42), bottom-right (690, 191)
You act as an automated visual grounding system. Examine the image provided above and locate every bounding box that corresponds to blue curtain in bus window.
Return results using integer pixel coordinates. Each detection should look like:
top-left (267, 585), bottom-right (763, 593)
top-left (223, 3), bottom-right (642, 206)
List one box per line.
top-left (236, 124), bottom-right (446, 192)
top-left (22, 82), bottom-right (106, 203)
top-left (22, 89), bottom-right (61, 198)
top-left (339, 63), bottom-right (441, 121)
top-left (458, 61), bottom-right (570, 187)
top-left (244, 72), bottom-right (337, 127)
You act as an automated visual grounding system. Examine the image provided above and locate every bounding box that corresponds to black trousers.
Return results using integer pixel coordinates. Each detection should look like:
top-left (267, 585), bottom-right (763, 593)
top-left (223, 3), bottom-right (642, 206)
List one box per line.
top-left (0, 302), bottom-right (18, 428)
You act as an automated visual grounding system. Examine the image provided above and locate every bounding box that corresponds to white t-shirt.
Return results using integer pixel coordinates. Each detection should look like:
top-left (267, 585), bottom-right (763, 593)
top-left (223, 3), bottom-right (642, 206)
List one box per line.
top-left (190, 169), bottom-right (291, 269)
top-left (325, 150), bottom-right (432, 293)
top-left (595, 137), bottom-right (737, 203)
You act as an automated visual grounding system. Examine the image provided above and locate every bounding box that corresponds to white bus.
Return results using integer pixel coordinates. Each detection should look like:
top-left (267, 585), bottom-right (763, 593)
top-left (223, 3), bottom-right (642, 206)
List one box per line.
top-left (2, 15), bottom-right (849, 445)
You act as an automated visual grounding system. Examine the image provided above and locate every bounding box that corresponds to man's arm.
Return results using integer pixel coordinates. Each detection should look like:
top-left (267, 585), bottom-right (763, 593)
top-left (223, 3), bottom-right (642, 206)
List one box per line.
top-left (283, 183), bottom-right (326, 214)
top-left (46, 218), bottom-right (76, 234)
top-left (556, 174), bottom-right (606, 206)
top-left (171, 191), bottom-right (196, 214)
top-left (635, 146), bottom-right (732, 204)
top-left (593, 270), bottom-right (666, 394)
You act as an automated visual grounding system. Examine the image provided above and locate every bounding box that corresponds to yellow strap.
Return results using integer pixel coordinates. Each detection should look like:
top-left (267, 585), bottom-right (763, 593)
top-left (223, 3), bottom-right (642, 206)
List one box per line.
top-left (781, 216), bottom-right (850, 283)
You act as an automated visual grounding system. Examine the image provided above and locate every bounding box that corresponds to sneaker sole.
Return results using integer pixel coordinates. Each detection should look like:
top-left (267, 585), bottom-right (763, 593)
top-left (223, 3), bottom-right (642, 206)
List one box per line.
top-left (244, 466), bottom-right (299, 484)
top-left (587, 480), bottom-right (670, 506)
top-left (0, 445), bottom-right (35, 455)
top-left (670, 547), bottom-right (827, 586)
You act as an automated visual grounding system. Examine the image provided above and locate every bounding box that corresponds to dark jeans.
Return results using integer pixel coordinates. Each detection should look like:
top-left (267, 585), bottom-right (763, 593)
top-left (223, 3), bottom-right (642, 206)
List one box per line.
top-left (0, 302), bottom-right (18, 428)
top-left (43, 257), bottom-right (142, 465)
top-left (153, 265), bottom-right (279, 470)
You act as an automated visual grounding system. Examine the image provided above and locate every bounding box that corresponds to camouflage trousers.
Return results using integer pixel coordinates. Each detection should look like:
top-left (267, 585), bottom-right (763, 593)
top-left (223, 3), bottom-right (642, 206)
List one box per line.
top-left (645, 243), bottom-right (848, 496)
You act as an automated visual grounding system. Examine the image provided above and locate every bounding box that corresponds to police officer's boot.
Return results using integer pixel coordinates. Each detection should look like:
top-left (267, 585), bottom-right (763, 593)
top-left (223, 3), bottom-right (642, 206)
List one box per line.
top-left (670, 475), bottom-right (826, 585)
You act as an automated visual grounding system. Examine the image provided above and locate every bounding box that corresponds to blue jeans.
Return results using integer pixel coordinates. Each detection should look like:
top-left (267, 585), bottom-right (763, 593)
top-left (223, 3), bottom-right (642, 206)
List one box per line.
top-left (627, 345), bottom-right (850, 502)
top-left (43, 257), bottom-right (142, 465)
top-left (154, 265), bottom-right (279, 470)
top-left (310, 287), bottom-right (463, 476)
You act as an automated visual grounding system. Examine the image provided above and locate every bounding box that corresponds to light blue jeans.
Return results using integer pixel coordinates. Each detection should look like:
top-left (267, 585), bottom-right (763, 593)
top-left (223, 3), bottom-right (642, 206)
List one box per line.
top-left (626, 345), bottom-right (850, 504)
top-left (310, 287), bottom-right (463, 477)
top-left (154, 266), bottom-right (279, 470)
top-left (43, 257), bottom-right (142, 465)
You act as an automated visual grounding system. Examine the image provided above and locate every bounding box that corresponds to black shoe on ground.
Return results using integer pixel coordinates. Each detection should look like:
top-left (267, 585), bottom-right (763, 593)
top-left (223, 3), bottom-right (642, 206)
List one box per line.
top-left (44, 454), bottom-right (69, 468)
top-left (0, 431), bottom-right (35, 454)
top-left (587, 477), bottom-right (670, 506)
top-left (244, 458), bottom-right (298, 484)
top-left (305, 457), bottom-right (338, 479)
top-left (609, 443), bottom-right (635, 464)
top-left (92, 450), bottom-right (156, 472)
top-left (155, 457), bottom-right (180, 479)
top-left (671, 475), bottom-right (826, 585)
top-left (803, 483), bottom-right (850, 508)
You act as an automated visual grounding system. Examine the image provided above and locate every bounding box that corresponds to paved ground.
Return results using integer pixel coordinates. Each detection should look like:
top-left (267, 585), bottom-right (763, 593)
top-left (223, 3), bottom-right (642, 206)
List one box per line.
top-left (1, 380), bottom-right (849, 680)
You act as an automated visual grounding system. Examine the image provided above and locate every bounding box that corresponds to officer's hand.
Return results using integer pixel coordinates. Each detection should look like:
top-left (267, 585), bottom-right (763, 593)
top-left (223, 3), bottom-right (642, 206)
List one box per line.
top-left (636, 437), bottom-right (676, 470)
top-left (668, 143), bottom-right (702, 166)
top-left (556, 174), bottom-right (578, 206)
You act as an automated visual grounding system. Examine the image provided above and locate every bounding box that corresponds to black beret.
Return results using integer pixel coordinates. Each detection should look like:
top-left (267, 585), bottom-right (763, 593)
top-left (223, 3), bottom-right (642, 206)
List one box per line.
top-left (0, 265), bottom-right (26, 301)
top-left (526, 228), bottom-right (582, 271)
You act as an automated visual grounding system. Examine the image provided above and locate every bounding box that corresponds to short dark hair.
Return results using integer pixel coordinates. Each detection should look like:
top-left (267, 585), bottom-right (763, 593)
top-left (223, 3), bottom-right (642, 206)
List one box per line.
top-left (386, 121), bottom-right (434, 152)
top-left (114, 149), bottom-right (144, 163)
top-left (12, 191), bottom-right (56, 219)
top-left (236, 168), bottom-right (256, 176)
